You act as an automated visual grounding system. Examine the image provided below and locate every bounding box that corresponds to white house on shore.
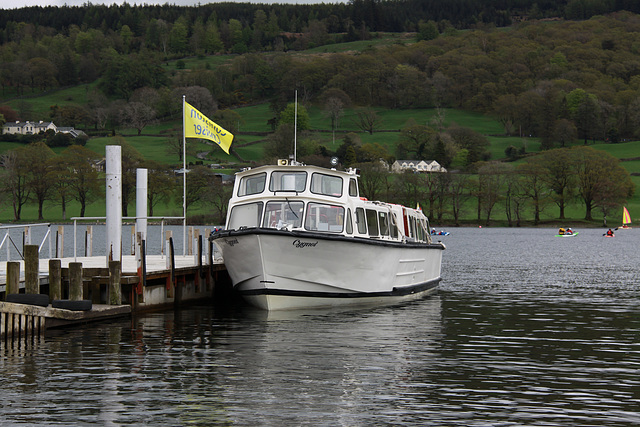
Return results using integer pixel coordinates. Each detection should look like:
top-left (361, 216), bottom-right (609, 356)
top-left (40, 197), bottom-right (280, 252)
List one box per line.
top-left (391, 159), bottom-right (447, 173)
top-left (2, 120), bottom-right (57, 135)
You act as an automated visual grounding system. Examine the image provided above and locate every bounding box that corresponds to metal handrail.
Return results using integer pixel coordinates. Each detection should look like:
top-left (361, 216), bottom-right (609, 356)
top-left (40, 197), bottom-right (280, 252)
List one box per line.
top-left (70, 216), bottom-right (185, 260)
top-left (0, 223), bottom-right (52, 261)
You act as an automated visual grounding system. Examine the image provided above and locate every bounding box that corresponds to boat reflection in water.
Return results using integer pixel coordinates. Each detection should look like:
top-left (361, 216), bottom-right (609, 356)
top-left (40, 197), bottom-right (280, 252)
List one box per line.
top-left (211, 161), bottom-right (445, 310)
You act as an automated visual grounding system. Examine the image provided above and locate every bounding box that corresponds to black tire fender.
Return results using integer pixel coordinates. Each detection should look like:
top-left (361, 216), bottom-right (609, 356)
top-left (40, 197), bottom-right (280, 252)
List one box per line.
top-left (6, 293), bottom-right (50, 307)
top-left (51, 299), bottom-right (93, 311)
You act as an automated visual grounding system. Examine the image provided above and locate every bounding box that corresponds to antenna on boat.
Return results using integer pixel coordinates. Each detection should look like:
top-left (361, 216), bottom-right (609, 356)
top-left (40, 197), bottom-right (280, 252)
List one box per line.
top-left (294, 89), bottom-right (298, 164)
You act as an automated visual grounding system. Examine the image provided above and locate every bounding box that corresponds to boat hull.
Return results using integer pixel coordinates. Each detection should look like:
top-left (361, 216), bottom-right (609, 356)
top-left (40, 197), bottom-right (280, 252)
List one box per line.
top-left (212, 228), bottom-right (444, 310)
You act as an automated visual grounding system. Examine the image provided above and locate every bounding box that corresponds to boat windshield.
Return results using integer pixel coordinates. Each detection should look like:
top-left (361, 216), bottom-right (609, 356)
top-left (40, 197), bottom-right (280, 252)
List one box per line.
top-left (228, 202), bottom-right (264, 229)
top-left (262, 200), bottom-right (304, 229)
top-left (310, 173), bottom-right (343, 197)
top-left (304, 203), bottom-right (345, 233)
top-left (269, 171), bottom-right (307, 192)
top-left (238, 173), bottom-right (266, 196)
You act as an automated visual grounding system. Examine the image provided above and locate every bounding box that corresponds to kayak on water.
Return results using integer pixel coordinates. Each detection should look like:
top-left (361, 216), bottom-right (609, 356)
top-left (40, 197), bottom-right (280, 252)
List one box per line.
top-left (555, 231), bottom-right (579, 237)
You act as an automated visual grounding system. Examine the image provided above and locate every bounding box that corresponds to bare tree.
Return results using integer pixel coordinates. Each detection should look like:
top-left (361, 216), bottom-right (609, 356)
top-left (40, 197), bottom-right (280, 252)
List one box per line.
top-left (355, 161), bottom-right (388, 202)
top-left (1, 149), bottom-right (30, 220)
top-left (202, 176), bottom-right (233, 224)
top-left (478, 161), bottom-right (511, 225)
top-left (146, 160), bottom-right (177, 216)
top-left (121, 101), bottom-right (156, 135)
top-left (25, 142), bottom-right (56, 220)
top-left (61, 145), bottom-right (103, 217)
top-left (353, 107), bottom-right (382, 135)
top-left (47, 155), bottom-right (74, 220)
top-left (516, 158), bottom-right (551, 225)
top-left (165, 133), bottom-right (184, 162)
top-left (323, 97), bottom-right (344, 145)
top-left (449, 173), bottom-right (473, 226)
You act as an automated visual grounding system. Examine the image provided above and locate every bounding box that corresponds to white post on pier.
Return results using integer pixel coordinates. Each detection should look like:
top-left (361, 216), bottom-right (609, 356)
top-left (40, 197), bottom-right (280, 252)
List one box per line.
top-left (106, 145), bottom-right (122, 266)
top-left (136, 168), bottom-right (148, 243)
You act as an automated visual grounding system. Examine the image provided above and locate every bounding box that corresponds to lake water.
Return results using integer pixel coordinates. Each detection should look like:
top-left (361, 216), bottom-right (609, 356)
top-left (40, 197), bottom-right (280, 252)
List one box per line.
top-left (1, 227), bottom-right (639, 426)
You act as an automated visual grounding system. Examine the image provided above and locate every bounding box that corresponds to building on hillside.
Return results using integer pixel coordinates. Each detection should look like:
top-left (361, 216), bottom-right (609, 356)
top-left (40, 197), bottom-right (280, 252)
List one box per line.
top-left (57, 127), bottom-right (87, 138)
top-left (2, 120), bottom-right (57, 135)
top-left (391, 160), bottom-right (446, 173)
top-left (2, 121), bottom-right (86, 138)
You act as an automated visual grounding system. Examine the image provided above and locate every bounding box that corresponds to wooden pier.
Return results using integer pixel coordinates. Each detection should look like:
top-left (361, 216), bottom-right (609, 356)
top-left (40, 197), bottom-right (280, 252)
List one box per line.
top-left (1, 244), bottom-right (229, 342)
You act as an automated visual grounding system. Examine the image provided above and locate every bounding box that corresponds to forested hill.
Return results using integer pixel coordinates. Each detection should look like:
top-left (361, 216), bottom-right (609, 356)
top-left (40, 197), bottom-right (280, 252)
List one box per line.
top-left (5, 2), bottom-right (640, 153)
top-left (2, 0), bottom-right (640, 44)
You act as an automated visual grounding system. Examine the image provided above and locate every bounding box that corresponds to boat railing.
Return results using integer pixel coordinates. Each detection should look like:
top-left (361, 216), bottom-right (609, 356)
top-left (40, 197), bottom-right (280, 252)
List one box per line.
top-left (0, 223), bottom-right (54, 261)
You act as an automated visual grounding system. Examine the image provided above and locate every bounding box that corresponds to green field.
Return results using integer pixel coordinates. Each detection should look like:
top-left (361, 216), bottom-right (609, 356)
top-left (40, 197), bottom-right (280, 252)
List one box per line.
top-left (3, 97), bottom-right (640, 225)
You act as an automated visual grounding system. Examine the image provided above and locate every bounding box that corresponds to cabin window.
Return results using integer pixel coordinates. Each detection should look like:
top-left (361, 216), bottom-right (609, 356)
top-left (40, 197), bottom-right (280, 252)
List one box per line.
top-left (366, 209), bottom-right (379, 237)
top-left (262, 201), bottom-right (304, 229)
top-left (237, 173), bottom-right (266, 196)
top-left (409, 217), bottom-right (416, 240)
top-left (420, 219), bottom-right (429, 242)
top-left (228, 202), bottom-right (264, 229)
top-left (310, 173), bottom-right (343, 197)
top-left (346, 209), bottom-right (353, 235)
top-left (422, 219), bottom-right (430, 242)
top-left (304, 203), bottom-right (344, 233)
top-left (379, 212), bottom-right (390, 236)
top-left (355, 208), bottom-right (367, 234)
top-left (390, 213), bottom-right (399, 239)
top-left (269, 171), bottom-right (307, 192)
top-left (349, 178), bottom-right (358, 197)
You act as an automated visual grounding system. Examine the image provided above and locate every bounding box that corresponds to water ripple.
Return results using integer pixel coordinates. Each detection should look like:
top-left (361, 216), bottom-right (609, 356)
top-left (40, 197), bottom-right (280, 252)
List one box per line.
top-left (1, 228), bottom-right (639, 425)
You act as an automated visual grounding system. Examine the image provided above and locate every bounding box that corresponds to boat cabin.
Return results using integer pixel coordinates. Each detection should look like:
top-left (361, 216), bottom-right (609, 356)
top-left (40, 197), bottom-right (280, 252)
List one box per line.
top-left (225, 163), bottom-right (432, 244)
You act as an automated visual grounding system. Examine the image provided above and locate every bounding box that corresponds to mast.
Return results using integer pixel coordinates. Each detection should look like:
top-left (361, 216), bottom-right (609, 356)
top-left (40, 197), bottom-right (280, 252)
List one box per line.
top-left (294, 89), bottom-right (297, 164)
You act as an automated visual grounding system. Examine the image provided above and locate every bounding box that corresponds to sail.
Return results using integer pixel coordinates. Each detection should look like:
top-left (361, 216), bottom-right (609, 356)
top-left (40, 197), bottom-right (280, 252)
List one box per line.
top-left (622, 207), bottom-right (632, 226)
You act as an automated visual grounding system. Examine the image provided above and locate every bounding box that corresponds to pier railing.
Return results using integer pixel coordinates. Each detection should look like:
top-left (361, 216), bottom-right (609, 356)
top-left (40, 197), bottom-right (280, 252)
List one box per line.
top-left (71, 216), bottom-right (186, 260)
top-left (0, 223), bottom-right (54, 261)
top-left (0, 219), bottom-right (219, 263)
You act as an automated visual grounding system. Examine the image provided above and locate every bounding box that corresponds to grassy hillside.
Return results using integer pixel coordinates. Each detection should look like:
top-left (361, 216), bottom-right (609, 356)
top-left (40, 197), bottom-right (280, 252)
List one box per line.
top-left (3, 23), bottom-right (640, 225)
top-left (3, 101), bottom-right (640, 224)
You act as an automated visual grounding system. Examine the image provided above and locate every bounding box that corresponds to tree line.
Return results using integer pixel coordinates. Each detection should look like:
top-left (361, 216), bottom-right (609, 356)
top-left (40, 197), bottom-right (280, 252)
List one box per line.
top-left (1, 137), bottom-right (631, 226)
top-left (3, 0), bottom-right (637, 51)
top-left (355, 146), bottom-right (633, 226)
top-left (0, 138), bottom-right (231, 222)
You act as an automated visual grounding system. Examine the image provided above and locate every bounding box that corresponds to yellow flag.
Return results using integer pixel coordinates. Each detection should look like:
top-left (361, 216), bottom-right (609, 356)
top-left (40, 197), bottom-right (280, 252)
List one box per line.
top-left (184, 101), bottom-right (233, 154)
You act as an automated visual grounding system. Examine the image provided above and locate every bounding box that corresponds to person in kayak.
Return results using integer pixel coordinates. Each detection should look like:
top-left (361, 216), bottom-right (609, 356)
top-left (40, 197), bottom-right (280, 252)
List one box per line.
top-left (606, 228), bottom-right (614, 236)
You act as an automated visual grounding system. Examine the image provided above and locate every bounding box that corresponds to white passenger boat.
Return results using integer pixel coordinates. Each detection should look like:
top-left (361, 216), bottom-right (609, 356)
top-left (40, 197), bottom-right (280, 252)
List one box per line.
top-left (210, 161), bottom-right (445, 310)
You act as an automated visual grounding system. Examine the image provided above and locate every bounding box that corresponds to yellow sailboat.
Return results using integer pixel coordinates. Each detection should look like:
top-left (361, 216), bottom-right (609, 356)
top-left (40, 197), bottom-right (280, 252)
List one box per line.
top-left (620, 207), bottom-right (632, 229)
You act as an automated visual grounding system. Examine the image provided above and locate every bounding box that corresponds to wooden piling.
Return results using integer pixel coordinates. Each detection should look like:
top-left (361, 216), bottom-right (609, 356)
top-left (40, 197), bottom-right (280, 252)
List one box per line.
top-left (69, 262), bottom-right (83, 301)
top-left (1, 302), bottom-right (46, 341)
top-left (109, 260), bottom-right (122, 305)
top-left (24, 245), bottom-right (39, 294)
top-left (56, 226), bottom-right (64, 258)
top-left (6, 262), bottom-right (20, 296)
top-left (85, 225), bottom-right (93, 257)
top-left (49, 259), bottom-right (62, 301)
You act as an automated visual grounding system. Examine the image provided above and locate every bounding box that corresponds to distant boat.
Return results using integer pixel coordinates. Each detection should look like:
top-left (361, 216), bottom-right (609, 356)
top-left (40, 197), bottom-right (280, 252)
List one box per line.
top-left (620, 207), bottom-right (632, 229)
